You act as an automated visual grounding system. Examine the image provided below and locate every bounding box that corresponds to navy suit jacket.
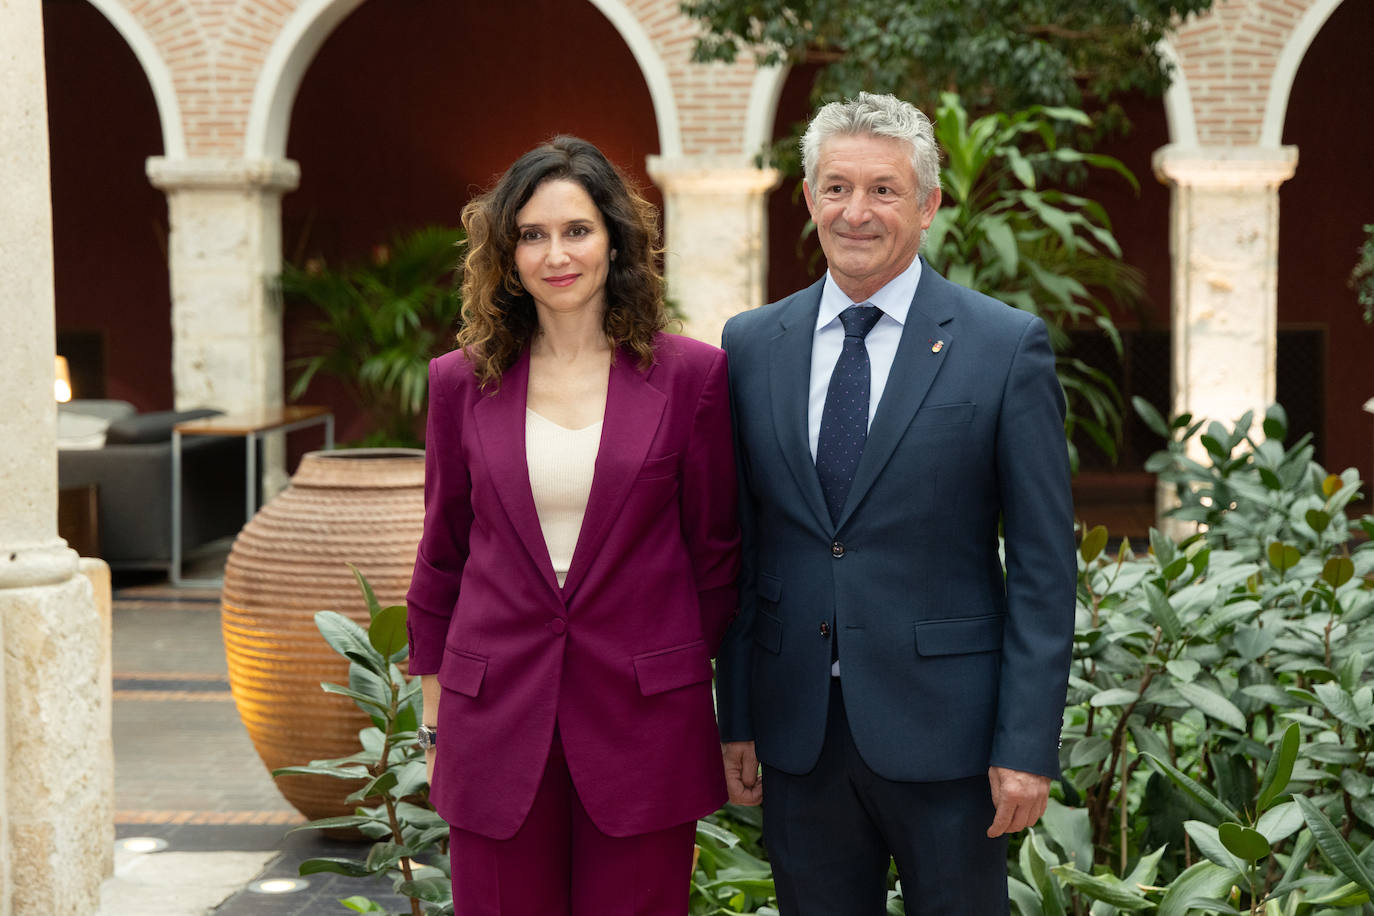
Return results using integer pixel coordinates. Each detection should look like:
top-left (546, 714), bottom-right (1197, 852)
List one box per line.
top-left (716, 260), bottom-right (1076, 781)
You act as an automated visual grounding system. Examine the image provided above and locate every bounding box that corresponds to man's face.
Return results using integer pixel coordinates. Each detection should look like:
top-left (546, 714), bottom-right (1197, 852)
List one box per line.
top-left (803, 133), bottom-right (941, 302)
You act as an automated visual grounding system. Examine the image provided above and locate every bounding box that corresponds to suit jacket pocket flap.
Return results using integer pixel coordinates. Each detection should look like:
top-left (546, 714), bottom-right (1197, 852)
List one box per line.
top-left (757, 573), bottom-right (783, 602)
top-left (753, 608), bottom-right (783, 654)
top-left (438, 647), bottom-right (488, 697)
top-left (912, 402), bottom-right (976, 428)
top-left (633, 640), bottom-right (711, 696)
top-left (914, 614), bottom-right (1004, 656)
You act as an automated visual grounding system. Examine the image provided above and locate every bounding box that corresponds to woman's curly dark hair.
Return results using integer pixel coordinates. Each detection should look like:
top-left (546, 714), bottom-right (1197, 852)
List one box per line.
top-left (457, 136), bottom-right (667, 387)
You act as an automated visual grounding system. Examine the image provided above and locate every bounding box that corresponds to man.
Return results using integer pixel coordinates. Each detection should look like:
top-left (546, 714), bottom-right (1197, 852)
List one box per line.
top-left (716, 92), bottom-right (1076, 914)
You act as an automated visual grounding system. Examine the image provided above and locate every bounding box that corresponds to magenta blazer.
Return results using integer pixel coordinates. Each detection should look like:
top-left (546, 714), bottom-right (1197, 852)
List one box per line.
top-left (406, 333), bottom-right (739, 840)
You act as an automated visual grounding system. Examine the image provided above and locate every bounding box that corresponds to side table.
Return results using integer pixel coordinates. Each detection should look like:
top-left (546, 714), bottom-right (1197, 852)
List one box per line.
top-left (171, 405), bottom-right (334, 585)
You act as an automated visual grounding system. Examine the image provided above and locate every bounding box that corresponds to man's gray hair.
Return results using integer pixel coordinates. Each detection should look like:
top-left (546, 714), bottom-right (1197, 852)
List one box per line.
top-left (800, 92), bottom-right (941, 204)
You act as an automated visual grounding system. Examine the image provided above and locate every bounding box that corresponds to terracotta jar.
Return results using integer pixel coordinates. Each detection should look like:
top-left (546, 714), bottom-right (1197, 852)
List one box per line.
top-left (221, 448), bottom-right (424, 822)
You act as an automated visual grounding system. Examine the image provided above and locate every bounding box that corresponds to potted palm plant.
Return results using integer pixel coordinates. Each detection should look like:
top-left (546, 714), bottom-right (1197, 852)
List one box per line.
top-left (282, 224), bottom-right (465, 447)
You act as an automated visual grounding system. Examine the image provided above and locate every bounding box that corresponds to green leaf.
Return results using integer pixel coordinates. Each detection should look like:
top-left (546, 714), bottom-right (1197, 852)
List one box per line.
top-left (1166, 659), bottom-right (1201, 683)
top-left (1305, 509), bottom-right (1331, 533)
top-left (316, 611), bottom-right (385, 674)
top-left (1255, 722), bottom-right (1300, 812)
top-left (1157, 861), bottom-right (1242, 916)
top-left (1218, 822), bottom-right (1270, 862)
top-left (1266, 542), bottom-right (1301, 573)
top-left (1090, 688), bottom-right (1140, 708)
top-left (1144, 586), bottom-right (1183, 642)
top-left (349, 563), bottom-right (383, 620)
top-left (1296, 794), bottom-right (1374, 896)
top-left (1143, 753), bottom-right (1236, 824)
top-left (1262, 404), bottom-right (1288, 440)
top-left (1133, 397), bottom-right (1170, 439)
top-left (1254, 800), bottom-right (1303, 845)
top-left (368, 604), bottom-right (408, 658)
top-left (1050, 866), bottom-right (1153, 910)
top-left (1039, 799), bottom-right (1092, 873)
top-left (1080, 525), bottom-right (1109, 564)
top-left (287, 814), bottom-right (384, 834)
top-left (1186, 820), bottom-right (1246, 872)
top-left (298, 856), bottom-right (376, 877)
top-left (1314, 681), bottom-right (1373, 729)
top-left (339, 896), bottom-right (388, 913)
top-left (395, 876), bottom-right (452, 903)
top-left (1173, 681), bottom-right (1247, 731)
top-left (1323, 556), bottom-right (1355, 587)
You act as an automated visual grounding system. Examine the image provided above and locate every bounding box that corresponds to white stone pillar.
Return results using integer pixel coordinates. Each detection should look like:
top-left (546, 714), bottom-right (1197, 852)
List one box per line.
top-left (147, 157), bottom-right (299, 493)
top-left (0, 2), bottom-right (110, 912)
top-left (1152, 145), bottom-right (1298, 529)
top-left (146, 158), bottom-right (300, 415)
top-left (647, 156), bottom-right (780, 346)
top-left (1153, 145), bottom-right (1298, 430)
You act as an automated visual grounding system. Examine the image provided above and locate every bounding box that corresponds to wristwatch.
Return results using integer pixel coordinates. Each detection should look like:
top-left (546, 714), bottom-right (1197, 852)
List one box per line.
top-left (417, 724), bottom-right (438, 750)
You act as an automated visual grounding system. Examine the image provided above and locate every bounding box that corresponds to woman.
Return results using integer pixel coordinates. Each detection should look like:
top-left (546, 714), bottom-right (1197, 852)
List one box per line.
top-left (405, 136), bottom-right (740, 915)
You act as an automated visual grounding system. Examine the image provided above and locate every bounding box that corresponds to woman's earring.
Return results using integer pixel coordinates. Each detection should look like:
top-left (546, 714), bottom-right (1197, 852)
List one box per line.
top-left (609, 249), bottom-right (617, 262)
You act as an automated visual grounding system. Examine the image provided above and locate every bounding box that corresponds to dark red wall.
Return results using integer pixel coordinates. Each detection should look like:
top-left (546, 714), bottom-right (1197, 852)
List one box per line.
top-left (283, 0), bottom-right (661, 443)
top-left (45, 0), bottom-right (171, 410)
top-left (1279, 0), bottom-right (1374, 485)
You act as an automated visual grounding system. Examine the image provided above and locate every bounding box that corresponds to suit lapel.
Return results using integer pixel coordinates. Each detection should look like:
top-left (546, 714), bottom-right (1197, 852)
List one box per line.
top-left (836, 261), bottom-right (957, 529)
top-left (472, 350), bottom-right (562, 598)
top-left (769, 281), bottom-right (832, 533)
top-left (561, 347), bottom-right (666, 600)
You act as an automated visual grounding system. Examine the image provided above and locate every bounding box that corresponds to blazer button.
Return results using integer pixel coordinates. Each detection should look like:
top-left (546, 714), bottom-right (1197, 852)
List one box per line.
top-left (819, 621), bottom-right (831, 638)
top-left (549, 618), bottom-right (567, 635)
top-left (831, 541), bottom-right (845, 558)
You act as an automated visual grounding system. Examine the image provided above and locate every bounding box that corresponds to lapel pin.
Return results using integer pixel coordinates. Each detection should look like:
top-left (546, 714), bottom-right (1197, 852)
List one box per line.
top-left (931, 340), bottom-right (945, 354)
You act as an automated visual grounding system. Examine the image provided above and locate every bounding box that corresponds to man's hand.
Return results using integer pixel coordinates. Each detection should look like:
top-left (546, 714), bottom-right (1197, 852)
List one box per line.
top-left (987, 766), bottom-right (1050, 837)
top-left (723, 741), bottom-right (762, 806)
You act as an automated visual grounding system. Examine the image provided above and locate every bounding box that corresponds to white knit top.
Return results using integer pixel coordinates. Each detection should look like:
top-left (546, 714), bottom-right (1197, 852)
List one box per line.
top-left (526, 409), bottom-right (603, 587)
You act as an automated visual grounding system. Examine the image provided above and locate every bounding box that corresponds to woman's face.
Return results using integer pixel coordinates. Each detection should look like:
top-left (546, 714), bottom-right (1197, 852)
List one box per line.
top-left (513, 178), bottom-right (612, 323)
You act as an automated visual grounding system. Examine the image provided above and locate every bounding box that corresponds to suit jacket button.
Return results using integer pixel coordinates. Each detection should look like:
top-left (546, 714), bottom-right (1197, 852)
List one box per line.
top-left (819, 622), bottom-right (831, 638)
top-left (549, 618), bottom-right (567, 635)
top-left (831, 541), bottom-right (845, 558)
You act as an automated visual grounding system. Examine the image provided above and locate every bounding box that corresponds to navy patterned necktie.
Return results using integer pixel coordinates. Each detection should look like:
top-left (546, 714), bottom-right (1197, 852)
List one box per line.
top-left (816, 304), bottom-right (883, 525)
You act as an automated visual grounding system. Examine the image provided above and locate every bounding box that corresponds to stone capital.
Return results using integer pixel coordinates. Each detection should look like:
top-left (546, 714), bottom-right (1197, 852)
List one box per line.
top-left (646, 154), bottom-right (781, 196)
top-left (0, 541), bottom-right (79, 590)
top-left (1152, 145), bottom-right (1298, 189)
top-left (146, 156), bottom-right (301, 193)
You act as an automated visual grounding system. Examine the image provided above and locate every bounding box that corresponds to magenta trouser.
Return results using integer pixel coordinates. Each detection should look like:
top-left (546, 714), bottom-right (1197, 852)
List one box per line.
top-left (448, 731), bottom-right (697, 915)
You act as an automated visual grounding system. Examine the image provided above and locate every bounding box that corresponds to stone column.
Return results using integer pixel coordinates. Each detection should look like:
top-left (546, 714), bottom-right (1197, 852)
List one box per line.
top-left (1152, 145), bottom-right (1298, 528)
top-left (0, 2), bottom-right (111, 912)
top-left (147, 157), bottom-right (300, 492)
top-left (647, 156), bottom-right (780, 346)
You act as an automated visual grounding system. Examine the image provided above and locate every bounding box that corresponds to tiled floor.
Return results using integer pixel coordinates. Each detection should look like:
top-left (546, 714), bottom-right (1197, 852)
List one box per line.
top-left (107, 568), bottom-right (414, 914)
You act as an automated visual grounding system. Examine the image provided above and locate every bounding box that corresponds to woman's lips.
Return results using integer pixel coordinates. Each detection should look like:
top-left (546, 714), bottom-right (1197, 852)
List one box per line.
top-left (545, 274), bottom-right (579, 287)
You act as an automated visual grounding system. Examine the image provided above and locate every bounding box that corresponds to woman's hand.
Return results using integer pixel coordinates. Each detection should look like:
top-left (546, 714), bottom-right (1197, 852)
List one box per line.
top-left (421, 675), bottom-right (440, 787)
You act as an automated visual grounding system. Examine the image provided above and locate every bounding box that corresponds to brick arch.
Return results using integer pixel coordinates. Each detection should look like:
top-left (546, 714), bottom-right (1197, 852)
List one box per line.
top-left (245, 0), bottom-right (684, 160)
top-left (82, 0), bottom-right (185, 156)
top-left (1168, 0), bottom-right (1330, 147)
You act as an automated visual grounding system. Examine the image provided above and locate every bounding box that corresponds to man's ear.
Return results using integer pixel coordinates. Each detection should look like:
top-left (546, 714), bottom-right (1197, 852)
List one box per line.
top-left (802, 180), bottom-right (818, 219)
top-left (920, 186), bottom-right (943, 229)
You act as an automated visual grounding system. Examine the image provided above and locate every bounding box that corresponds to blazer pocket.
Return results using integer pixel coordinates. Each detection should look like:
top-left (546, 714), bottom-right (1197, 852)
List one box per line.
top-left (753, 607), bottom-right (783, 654)
top-left (911, 402), bottom-right (976, 429)
top-left (914, 613), bottom-right (1004, 657)
top-left (637, 452), bottom-right (680, 480)
top-left (633, 640), bottom-right (711, 696)
top-left (438, 646), bottom-right (488, 697)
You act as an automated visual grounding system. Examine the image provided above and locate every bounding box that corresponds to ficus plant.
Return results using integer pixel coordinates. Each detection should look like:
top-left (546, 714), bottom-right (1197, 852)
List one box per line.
top-left (273, 565), bottom-right (452, 916)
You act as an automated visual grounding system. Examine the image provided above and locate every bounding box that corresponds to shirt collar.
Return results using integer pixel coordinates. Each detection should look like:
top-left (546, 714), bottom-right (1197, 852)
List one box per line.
top-left (815, 255), bottom-right (923, 332)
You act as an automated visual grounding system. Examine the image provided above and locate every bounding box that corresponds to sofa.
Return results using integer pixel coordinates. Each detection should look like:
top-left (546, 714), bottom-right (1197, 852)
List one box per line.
top-left (57, 399), bottom-right (248, 573)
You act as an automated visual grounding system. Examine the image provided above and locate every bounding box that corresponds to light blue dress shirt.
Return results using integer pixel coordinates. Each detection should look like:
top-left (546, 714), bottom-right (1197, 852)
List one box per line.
top-left (807, 255), bottom-right (924, 461)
